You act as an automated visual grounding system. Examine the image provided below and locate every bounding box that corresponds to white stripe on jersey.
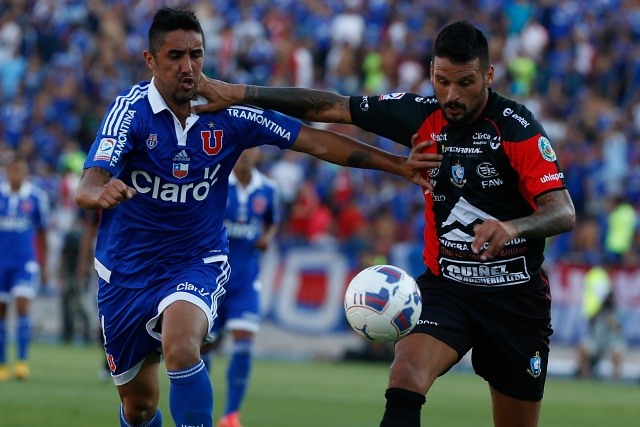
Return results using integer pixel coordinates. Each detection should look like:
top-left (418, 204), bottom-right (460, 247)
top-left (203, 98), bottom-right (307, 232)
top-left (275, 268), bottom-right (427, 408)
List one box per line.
top-left (202, 254), bottom-right (228, 264)
top-left (230, 105), bottom-right (264, 114)
top-left (211, 259), bottom-right (231, 317)
top-left (102, 83), bottom-right (148, 136)
top-left (95, 257), bottom-right (112, 283)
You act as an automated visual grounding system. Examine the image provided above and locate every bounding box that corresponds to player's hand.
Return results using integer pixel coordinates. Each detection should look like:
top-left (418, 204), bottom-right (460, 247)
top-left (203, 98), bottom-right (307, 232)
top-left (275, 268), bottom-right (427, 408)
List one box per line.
top-left (254, 236), bottom-right (269, 251)
top-left (192, 75), bottom-right (244, 114)
top-left (98, 178), bottom-right (136, 209)
top-left (471, 220), bottom-right (519, 261)
top-left (401, 138), bottom-right (442, 191)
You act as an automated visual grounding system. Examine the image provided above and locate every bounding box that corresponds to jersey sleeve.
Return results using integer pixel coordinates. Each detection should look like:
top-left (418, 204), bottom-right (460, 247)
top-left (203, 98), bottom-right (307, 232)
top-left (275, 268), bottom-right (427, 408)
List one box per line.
top-left (349, 93), bottom-right (437, 147)
top-left (84, 86), bottom-right (143, 176)
top-left (503, 127), bottom-right (566, 203)
top-left (33, 187), bottom-right (50, 231)
top-left (226, 106), bottom-right (302, 151)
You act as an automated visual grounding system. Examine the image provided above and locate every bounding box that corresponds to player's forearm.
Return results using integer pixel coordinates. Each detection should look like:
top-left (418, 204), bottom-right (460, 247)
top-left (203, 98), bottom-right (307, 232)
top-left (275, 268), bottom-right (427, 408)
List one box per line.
top-left (296, 129), bottom-right (403, 175)
top-left (244, 86), bottom-right (352, 123)
top-left (509, 190), bottom-right (576, 238)
top-left (75, 167), bottom-right (111, 210)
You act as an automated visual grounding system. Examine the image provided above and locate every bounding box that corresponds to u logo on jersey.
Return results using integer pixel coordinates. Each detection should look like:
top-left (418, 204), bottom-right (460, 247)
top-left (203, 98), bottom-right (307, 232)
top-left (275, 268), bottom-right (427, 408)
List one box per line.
top-left (252, 195), bottom-right (267, 214)
top-left (202, 129), bottom-right (224, 155)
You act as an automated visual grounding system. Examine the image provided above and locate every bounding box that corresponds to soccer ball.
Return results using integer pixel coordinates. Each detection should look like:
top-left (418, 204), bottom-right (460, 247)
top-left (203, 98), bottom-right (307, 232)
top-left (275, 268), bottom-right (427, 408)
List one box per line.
top-left (344, 265), bottom-right (422, 342)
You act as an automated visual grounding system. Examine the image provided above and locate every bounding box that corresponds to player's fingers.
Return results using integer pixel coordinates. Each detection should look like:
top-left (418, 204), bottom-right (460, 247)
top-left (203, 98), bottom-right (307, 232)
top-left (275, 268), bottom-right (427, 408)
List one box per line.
top-left (411, 174), bottom-right (432, 189)
top-left (411, 139), bottom-right (436, 152)
top-left (191, 103), bottom-right (220, 114)
top-left (471, 223), bottom-right (488, 255)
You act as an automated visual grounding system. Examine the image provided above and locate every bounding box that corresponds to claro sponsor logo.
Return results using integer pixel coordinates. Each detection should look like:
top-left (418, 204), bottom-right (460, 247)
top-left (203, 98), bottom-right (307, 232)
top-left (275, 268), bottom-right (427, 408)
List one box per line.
top-left (176, 281), bottom-right (209, 297)
top-left (131, 165), bottom-right (221, 203)
top-left (540, 172), bottom-right (564, 183)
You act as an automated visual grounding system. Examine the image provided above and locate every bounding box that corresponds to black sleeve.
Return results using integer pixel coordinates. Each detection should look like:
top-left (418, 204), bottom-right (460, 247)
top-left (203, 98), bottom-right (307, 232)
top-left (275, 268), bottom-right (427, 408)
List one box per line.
top-left (349, 93), bottom-right (436, 148)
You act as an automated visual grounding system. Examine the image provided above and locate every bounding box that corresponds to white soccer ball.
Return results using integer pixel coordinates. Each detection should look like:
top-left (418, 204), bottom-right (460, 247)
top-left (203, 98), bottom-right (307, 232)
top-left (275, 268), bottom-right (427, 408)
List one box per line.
top-left (344, 264), bottom-right (422, 342)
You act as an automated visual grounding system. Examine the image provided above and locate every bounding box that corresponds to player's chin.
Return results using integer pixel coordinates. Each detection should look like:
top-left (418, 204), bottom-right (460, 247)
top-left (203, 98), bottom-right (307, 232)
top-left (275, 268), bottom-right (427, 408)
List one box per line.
top-left (443, 112), bottom-right (467, 124)
top-left (175, 90), bottom-right (196, 104)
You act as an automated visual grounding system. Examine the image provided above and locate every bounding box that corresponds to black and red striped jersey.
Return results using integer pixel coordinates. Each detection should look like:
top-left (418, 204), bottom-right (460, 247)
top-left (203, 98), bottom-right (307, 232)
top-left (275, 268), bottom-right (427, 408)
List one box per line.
top-left (350, 90), bottom-right (566, 287)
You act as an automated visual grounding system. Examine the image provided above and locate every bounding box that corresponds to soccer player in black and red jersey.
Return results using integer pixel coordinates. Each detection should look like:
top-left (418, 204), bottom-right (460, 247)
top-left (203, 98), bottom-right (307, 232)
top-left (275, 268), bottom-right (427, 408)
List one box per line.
top-left (194, 20), bottom-right (575, 427)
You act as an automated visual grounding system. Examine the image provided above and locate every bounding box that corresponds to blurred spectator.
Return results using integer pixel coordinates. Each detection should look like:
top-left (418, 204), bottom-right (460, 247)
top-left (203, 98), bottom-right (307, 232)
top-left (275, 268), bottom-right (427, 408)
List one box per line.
top-left (286, 181), bottom-right (334, 245)
top-left (0, 156), bottom-right (49, 381)
top-left (576, 262), bottom-right (625, 380)
top-left (58, 214), bottom-right (93, 344)
top-left (603, 195), bottom-right (638, 265)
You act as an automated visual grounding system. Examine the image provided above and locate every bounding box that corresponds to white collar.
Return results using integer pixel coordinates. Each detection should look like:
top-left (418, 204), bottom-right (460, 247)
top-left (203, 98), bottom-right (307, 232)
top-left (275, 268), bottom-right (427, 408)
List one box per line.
top-left (0, 180), bottom-right (33, 197)
top-left (148, 77), bottom-right (209, 115)
top-left (229, 168), bottom-right (264, 193)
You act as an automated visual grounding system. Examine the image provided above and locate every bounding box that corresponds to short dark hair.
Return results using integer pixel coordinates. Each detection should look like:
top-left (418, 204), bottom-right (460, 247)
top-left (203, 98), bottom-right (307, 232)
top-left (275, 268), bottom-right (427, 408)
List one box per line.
top-left (148, 7), bottom-right (204, 55)
top-left (433, 20), bottom-right (489, 70)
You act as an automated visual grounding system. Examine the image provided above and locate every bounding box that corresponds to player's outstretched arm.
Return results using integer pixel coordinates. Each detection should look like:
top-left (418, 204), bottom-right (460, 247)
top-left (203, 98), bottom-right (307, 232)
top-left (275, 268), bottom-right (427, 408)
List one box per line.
top-left (75, 167), bottom-right (136, 210)
top-left (291, 125), bottom-right (441, 190)
top-left (194, 75), bottom-right (352, 123)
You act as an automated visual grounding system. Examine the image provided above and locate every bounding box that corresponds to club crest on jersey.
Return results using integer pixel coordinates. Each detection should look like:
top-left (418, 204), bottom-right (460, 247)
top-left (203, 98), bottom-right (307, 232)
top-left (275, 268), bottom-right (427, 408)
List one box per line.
top-left (106, 353), bottom-right (116, 373)
top-left (252, 195), bottom-right (267, 214)
top-left (527, 351), bottom-right (542, 378)
top-left (450, 162), bottom-right (466, 188)
top-left (146, 134), bottom-right (158, 149)
top-left (202, 129), bottom-right (223, 155)
top-left (538, 136), bottom-right (556, 162)
top-left (172, 150), bottom-right (191, 179)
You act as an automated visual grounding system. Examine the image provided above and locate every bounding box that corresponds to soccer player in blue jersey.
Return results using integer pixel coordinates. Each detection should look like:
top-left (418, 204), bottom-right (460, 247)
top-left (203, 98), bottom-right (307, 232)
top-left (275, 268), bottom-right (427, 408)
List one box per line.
top-left (201, 147), bottom-right (280, 427)
top-left (0, 157), bottom-right (50, 381)
top-left (75, 7), bottom-right (441, 427)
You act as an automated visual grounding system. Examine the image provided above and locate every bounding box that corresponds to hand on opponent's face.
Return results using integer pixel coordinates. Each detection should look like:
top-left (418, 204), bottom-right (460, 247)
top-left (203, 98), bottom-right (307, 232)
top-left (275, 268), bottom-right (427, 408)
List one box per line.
top-left (402, 138), bottom-right (442, 192)
top-left (192, 75), bottom-right (240, 114)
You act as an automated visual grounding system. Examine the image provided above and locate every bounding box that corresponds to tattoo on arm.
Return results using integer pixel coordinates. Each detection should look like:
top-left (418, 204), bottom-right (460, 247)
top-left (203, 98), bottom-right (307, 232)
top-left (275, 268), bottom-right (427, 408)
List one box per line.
top-left (512, 190), bottom-right (576, 238)
top-left (245, 86), bottom-right (350, 122)
top-left (345, 151), bottom-right (374, 168)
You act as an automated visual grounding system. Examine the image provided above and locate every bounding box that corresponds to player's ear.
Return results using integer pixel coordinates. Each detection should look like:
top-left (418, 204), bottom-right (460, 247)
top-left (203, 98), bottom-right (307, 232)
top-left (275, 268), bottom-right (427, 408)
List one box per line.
top-left (143, 50), bottom-right (155, 71)
top-left (485, 65), bottom-right (494, 86)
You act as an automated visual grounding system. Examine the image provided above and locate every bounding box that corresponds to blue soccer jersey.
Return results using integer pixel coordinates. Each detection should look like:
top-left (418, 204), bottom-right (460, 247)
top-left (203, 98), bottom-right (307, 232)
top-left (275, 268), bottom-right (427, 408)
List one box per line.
top-left (0, 181), bottom-right (49, 269)
top-left (84, 80), bottom-right (301, 289)
top-left (225, 170), bottom-right (280, 284)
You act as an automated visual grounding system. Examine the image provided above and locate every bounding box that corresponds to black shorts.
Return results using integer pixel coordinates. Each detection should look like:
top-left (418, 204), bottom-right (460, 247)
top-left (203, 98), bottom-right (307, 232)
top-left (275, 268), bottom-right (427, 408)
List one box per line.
top-left (411, 269), bottom-right (553, 401)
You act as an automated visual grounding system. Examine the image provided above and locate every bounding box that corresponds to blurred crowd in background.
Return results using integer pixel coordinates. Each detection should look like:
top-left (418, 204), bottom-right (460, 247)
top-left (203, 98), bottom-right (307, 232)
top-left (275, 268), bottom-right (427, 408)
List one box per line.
top-left (1, 0), bottom-right (640, 328)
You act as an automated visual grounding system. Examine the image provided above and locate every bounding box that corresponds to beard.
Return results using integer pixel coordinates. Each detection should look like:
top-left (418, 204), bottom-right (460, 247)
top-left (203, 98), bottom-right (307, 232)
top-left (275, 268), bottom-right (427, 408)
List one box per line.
top-left (172, 86), bottom-right (197, 105)
top-left (171, 75), bottom-right (198, 104)
top-left (440, 86), bottom-right (487, 125)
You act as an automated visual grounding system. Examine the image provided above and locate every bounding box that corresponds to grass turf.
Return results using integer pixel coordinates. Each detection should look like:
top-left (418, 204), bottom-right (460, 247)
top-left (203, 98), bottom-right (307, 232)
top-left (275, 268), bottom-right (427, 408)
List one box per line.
top-left (0, 343), bottom-right (638, 426)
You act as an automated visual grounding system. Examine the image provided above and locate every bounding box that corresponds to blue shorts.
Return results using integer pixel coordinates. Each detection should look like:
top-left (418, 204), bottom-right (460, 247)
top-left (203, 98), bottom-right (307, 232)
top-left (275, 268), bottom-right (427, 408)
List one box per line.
top-left (0, 260), bottom-right (40, 302)
top-left (98, 258), bottom-right (229, 385)
top-left (210, 269), bottom-right (260, 337)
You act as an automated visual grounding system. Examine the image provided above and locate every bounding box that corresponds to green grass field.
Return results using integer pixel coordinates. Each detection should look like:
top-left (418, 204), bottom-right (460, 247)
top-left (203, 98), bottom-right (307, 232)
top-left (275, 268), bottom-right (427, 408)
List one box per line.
top-left (0, 343), bottom-right (638, 426)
